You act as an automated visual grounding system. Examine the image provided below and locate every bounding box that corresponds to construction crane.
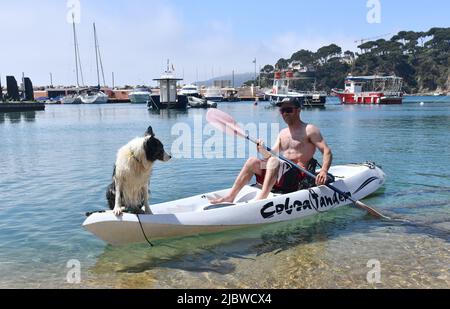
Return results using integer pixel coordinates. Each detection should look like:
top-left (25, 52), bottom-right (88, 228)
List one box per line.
top-left (354, 33), bottom-right (392, 46)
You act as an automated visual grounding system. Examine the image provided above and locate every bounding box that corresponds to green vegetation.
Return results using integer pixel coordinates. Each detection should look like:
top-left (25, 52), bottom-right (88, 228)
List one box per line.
top-left (256, 27), bottom-right (450, 94)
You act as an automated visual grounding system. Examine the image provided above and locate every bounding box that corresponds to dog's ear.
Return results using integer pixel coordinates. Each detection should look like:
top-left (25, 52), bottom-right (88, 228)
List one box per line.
top-left (145, 126), bottom-right (155, 137)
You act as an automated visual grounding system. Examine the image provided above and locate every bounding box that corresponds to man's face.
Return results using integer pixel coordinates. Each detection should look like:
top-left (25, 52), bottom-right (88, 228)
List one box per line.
top-left (279, 103), bottom-right (300, 124)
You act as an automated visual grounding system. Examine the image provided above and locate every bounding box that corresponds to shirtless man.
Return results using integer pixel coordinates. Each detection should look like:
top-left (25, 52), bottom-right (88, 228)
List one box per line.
top-left (210, 97), bottom-right (332, 204)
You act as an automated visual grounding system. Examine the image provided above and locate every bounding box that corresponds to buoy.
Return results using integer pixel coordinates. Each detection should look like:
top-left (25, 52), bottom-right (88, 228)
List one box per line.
top-left (420, 102), bottom-right (425, 106)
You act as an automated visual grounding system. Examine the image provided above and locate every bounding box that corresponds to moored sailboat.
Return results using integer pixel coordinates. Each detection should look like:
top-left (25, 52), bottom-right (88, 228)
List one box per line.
top-left (81, 22), bottom-right (109, 104)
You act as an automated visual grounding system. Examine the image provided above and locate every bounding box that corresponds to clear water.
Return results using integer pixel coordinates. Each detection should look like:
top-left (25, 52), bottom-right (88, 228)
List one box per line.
top-left (0, 97), bottom-right (449, 288)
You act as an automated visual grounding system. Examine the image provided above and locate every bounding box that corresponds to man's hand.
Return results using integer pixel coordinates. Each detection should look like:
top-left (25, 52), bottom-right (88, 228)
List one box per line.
top-left (256, 139), bottom-right (271, 159)
top-left (315, 170), bottom-right (329, 186)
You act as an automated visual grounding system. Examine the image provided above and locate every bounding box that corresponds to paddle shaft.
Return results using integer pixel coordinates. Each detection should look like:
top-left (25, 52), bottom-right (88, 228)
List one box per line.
top-left (248, 135), bottom-right (384, 213)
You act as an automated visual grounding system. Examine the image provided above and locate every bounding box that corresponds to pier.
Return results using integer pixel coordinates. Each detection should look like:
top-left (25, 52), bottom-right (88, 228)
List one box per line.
top-left (0, 102), bottom-right (45, 112)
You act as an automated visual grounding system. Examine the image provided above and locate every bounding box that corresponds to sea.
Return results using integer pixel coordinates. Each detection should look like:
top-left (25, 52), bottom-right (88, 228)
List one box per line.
top-left (0, 96), bottom-right (449, 288)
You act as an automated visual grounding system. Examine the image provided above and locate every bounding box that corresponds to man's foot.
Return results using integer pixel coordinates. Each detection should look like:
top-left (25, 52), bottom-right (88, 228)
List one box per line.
top-left (208, 195), bottom-right (235, 205)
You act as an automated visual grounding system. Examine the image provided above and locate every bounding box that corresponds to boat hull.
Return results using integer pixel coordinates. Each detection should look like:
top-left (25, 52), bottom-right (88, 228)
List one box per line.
top-left (268, 93), bottom-right (326, 108)
top-left (129, 93), bottom-right (150, 104)
top-left (148, 95), bottom-right (188, 110)
top-left (332, 89), bottom-right (403, 105)
top-left (83, 163), bottom-right (386, 245)
top-left (80, 93), bottom-right (109, 104)
top-left (61, 95), bottom-right (82, 104)
top-left (204, 96), bottom-right (223, 102)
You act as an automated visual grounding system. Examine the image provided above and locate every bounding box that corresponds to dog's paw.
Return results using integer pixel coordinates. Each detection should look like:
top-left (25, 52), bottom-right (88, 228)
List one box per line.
top-left (113, 206), bottom-right (123, 216)
top-left (143, 206), bottom-right (153, 215)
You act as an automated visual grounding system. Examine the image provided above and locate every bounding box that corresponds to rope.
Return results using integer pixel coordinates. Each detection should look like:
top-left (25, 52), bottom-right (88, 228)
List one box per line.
top-left (136, 214), bottom-right (154, 247)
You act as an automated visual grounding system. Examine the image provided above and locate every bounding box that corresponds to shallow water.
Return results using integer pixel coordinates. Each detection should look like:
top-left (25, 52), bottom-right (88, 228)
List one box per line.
top-left (0, 98), bottom-right (449, 288)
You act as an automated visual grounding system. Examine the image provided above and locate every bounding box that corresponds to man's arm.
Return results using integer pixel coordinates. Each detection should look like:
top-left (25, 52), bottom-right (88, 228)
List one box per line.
top-left (257, 134), bottom-right (281, 160)
top-left (308, 125), bottom-right (333, 185)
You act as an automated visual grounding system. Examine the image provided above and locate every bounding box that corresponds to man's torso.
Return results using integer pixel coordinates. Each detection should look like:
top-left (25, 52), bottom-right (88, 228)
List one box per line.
top-left (278, 124), bottom-right (316, 167)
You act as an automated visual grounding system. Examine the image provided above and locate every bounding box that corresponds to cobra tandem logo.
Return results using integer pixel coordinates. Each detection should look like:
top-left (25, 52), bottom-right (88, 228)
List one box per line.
top-left (260, 190), bottom-right (352, 219)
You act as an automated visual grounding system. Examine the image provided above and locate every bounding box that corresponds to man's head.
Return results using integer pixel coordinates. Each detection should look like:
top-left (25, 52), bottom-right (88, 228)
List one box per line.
top-left (276, 98), bottom-right (302, 125)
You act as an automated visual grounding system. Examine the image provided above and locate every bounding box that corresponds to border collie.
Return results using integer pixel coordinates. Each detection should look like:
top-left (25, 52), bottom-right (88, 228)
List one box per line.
top-left (106, 126), bottom-right (171, 215)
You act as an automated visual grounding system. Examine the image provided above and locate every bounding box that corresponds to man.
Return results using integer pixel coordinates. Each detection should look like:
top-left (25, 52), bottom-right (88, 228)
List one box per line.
top-left (210, 97), bottom-right (332, 204)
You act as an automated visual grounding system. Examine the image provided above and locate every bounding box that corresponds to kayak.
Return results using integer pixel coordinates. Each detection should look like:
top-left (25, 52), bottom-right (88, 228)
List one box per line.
top-left (83, 162), bottom-right (385, 245)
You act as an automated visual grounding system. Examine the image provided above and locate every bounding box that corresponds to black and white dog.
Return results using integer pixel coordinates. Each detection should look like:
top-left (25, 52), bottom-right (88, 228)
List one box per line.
top-left (106, 126), bottom-right (171, 215)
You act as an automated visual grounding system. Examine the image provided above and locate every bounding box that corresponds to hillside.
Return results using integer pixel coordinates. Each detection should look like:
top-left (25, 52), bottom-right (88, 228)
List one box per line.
top-left (257, 27), bottom-right (450, 94)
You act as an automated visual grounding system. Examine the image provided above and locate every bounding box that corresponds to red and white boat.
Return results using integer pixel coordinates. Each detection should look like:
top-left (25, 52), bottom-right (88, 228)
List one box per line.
top-left (332, 75), bottom-right (403, 104)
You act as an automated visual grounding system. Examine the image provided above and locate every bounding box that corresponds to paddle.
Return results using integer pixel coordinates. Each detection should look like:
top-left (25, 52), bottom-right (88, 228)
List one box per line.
top-left (206, 108), bottom-right (390, 220)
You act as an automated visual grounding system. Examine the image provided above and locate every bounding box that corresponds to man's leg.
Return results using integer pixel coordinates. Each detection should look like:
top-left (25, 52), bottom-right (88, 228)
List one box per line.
top-left (255, 157), bottom-right (280, 200)
top-left (210, 157), bottom-right (263, 204)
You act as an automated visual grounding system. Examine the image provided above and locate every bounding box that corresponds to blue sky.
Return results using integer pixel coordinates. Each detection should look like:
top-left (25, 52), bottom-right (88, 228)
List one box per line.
top-left (1, 0), bottom-right (449, 86)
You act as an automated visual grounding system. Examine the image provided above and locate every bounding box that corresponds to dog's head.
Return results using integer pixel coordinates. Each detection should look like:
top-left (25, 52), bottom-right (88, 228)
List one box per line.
top-left (143, 126), bottom-right (171, 162)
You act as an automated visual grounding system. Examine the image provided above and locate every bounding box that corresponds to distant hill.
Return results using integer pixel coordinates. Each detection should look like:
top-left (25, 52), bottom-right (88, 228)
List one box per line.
top-left (260, 27), bottom-right (450, 94)
top-left (195, 72), bottom-right (254, 87)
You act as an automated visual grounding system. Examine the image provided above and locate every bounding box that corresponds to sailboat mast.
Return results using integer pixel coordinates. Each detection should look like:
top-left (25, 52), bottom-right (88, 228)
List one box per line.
top-left (95, 24), bottom-right (106, 87)
top-left (72, 13), bottom-right (79, 88)
top-left (93, 22), bottom-right (100, 88)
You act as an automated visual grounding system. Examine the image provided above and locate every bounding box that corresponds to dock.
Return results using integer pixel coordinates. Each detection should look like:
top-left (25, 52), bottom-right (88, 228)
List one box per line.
top-left (107, 98), bottom-right (131, 103)
top-left (0, 102), bottom-right (45, 112)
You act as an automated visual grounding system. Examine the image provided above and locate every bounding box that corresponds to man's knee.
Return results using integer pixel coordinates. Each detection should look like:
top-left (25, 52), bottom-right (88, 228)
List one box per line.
top-left (246, 157), bottom-right (260, 168)
top-left (266, 157), bottom-right (280, 170)
top-left (245, 157), bottom-right (263, 173)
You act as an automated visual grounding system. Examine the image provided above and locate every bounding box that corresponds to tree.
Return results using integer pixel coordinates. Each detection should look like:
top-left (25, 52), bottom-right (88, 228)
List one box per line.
top-left (290, 49), bottom-right (315, 66)
top-left (261, 65), bottom-right (274, 74)
top-left (275, 58), bottom-right (289, 70)
top-left (259, 27), bottom-right (450, 93)
top-left (316, 44), bottom-right (342, 64)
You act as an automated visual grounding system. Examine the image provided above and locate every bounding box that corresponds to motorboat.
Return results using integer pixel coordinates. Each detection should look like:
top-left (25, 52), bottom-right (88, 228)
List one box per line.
top-left (129, 87), bottom-right (151, 104)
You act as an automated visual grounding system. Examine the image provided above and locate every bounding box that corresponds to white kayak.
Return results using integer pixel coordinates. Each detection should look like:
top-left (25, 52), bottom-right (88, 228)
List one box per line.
top-left (83, 162), bottom-right (386, 245)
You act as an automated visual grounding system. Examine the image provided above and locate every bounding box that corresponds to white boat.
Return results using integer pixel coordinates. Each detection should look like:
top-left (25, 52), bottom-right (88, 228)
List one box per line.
top-left (180, 84), bottom-right (200, 97)
top-left (129, 87), bottom-right (151, 104)
top-left (204, 87), bottom-right (223, 102)
top-left (187, 96), bottom-right (217, 108)
top-left (266, 71), bottom-right (326, 108)
top-left (80, 90), bottom-right (109, 104)
top-left (61, 93), bottom-right (81, 104)
top-left (83, 162), bottom-right (385, 245)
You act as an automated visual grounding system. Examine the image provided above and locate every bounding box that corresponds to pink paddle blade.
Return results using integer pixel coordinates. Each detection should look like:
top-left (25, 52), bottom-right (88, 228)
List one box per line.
top-left (206, 109), bottom-right (246, 138)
